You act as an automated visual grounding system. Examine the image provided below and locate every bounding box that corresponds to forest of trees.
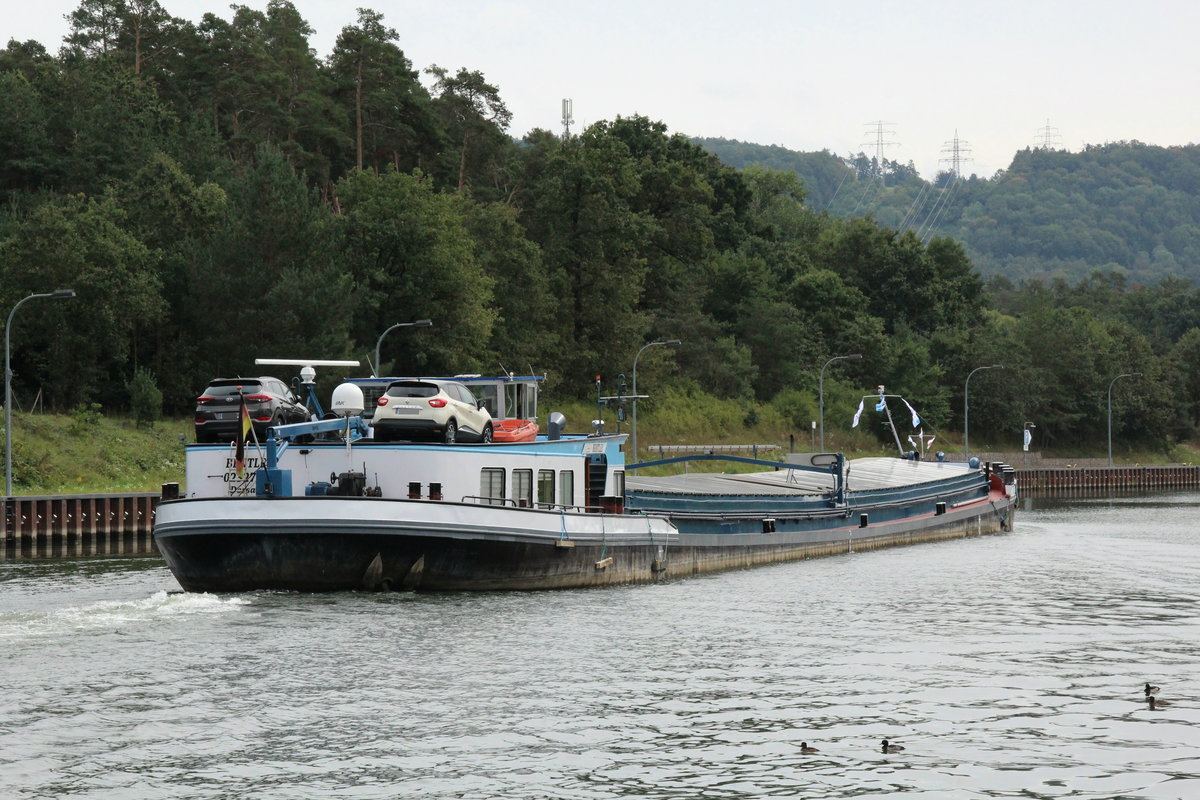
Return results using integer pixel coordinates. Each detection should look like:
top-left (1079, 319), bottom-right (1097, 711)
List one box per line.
top-left (2, 1), bottom-right (1200, 455)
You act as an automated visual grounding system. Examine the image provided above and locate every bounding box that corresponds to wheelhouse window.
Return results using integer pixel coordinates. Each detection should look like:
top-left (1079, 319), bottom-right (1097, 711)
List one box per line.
top-left (613, 470), bottom-right (625, 498)
top-left (537, 470), bottom-right (555, 508)
top-left (513, 469), bottom-right (533, 508)
top-left (559, 470), bottom-right (574, 509)
top-left (475, 385), bottom-right (500, 417)
top-left (480, 468), bottom-right (505, 505)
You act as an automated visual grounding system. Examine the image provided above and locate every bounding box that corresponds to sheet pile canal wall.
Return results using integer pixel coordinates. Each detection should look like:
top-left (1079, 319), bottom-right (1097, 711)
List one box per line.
top-left (4, 465), bottom-right (1200, 560)
top-left (3, 493), bottom-right (158, 560)
top-left (1016, 465), bottom-right (1200, 497)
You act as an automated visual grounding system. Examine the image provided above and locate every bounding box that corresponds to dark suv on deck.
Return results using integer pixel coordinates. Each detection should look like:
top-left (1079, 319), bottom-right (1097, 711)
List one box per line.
top-left (194, 377), bottom-right (311, 443)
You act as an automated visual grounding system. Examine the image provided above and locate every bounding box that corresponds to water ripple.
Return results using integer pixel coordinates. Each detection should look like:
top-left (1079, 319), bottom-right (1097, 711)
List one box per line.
top-left (4, 494), bottom-right (1200, 797)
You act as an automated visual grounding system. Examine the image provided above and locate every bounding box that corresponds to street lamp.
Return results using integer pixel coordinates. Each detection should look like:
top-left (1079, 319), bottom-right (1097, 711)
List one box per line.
top-left (373, 319), bottom-right (432, 377)
top-left (631, 339), bottom-right (681, 470)
top-left (818, 353), bottom-right (862, 452)
top-left (6, 289), bottom-right (76, 496)
top-left (1107, 372), bottom-right (1141, 466)
top-left (963, 364), bottom-right (1002, 458)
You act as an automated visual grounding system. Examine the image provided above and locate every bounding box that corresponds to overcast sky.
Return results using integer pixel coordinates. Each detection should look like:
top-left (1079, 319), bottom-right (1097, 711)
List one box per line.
top-left (8, 0), bottom-right (1199, 179)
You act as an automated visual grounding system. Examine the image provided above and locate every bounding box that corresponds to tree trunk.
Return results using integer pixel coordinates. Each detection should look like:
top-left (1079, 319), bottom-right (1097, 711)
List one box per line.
top-left (355, 55), bottom-right (364, 171)
top-left (458, 132), bottom-right (470, 190)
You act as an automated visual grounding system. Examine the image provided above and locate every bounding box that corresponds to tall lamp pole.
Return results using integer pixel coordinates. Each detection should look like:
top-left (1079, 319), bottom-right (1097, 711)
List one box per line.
top-left (818, 353), bottom-right (862, 452)
top-left (6, 289), bottom-right (76, 496)
top-left (373, 319), bottom-right (433, 377)
top-left (631, 339), bottom-right (680, 470)
top-left (1107, 372), bottom-right (1141, 466)
top-left (963, 363), bottom-right (1002, 458)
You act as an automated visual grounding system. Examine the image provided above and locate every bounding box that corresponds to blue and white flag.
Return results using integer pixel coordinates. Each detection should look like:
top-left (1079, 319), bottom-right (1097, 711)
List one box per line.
top-left (852, 399), bottom-right (864, 428)
top-left (903, 398), bottom-right (921, 428)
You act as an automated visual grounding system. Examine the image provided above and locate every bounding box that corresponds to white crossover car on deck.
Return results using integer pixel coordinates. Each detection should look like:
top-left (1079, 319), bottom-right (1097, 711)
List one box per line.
top-left (372, 379), bottom-right (493, 443)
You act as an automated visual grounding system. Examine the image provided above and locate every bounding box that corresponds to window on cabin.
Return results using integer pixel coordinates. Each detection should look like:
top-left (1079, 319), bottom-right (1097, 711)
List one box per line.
top-left (537, 470), bottom-right (555, 508)
top-left (480, 468), bottom-right (505, 505)
top-left (559, 470), bottom-right (574, 509)
top-left (613, 470), bottom-right (625, 498)
top-left (475, 385), bottom-right (500, 417)
top-left (513, 469), bottom-right (533, 508)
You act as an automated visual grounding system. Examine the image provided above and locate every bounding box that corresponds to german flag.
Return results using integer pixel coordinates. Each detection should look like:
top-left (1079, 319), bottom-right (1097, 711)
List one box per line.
top-left (235, 390), bottom-right (251, 477)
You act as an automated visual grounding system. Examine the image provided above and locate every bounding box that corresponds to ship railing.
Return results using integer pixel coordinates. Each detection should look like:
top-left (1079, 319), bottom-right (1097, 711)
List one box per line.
top-left (461, 495), bottom-right (519, 507)
top-left (460, 495), bottom-right (631, 515)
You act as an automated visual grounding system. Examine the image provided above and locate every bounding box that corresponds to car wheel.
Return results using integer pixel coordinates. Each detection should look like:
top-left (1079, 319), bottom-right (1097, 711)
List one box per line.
top-left (443, 420), bottom-right (457, 444)
top-left (481, 422), bottom-right (493, 443)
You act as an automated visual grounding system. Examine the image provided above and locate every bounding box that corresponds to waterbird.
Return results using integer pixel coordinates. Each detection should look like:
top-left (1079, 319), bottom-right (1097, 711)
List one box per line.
top-left (799, 742), bottom-right (819, 754)
top-left (881, 739), bottom-right (905, 753)
top-left (1144, 682), bottom-right (1160, 696)
top-left (1148, 696), bottom-right (1170, 710)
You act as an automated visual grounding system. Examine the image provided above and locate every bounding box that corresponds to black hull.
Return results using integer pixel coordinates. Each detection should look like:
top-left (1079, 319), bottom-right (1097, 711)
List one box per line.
top-left (155, 493), bottom-right (1014, 592)
top-left (156, 532), bottom-right (667, 592)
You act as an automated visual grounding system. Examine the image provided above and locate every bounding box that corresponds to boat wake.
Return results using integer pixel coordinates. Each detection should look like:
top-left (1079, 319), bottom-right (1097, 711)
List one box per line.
top-left (0, 591), bottom-right (250, 640)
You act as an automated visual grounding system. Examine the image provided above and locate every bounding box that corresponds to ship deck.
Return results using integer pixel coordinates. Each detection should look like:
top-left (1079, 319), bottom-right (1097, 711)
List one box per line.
top-left (625, 457), bottom-right (977, 497)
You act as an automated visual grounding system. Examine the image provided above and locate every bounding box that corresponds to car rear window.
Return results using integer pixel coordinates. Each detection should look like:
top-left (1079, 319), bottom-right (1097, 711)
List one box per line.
top-left (386, 381), bottom-right (439, 399)
top-left (203, 381), bottom-right (263, 397)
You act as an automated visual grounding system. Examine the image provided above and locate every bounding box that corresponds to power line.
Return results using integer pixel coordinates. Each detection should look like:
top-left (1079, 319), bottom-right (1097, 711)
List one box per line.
top-left (848, 172), bottom-right (879, 216)
top-left (899, 181), bottom-right (931, 232)
top-left (824, 160), bottom-right (853, 211)
top-left (918, 175), bottom-right (961, 244)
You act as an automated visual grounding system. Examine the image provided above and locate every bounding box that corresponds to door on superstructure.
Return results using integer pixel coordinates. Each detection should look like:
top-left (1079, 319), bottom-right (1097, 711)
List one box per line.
top-left (585, 455), bottom-right (607, 510)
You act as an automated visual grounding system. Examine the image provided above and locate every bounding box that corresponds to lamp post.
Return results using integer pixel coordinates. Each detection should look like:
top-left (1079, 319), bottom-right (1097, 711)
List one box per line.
top-left (1107, 372), bottom-right (1141, 466)
top-left (963, 363), bottom-right (1002, 458)
top-left (631, 339), bottom-right (681, 470)
top-left (373, 319), bottom-right (432, 377)
top-left (818, 353), bottom-right (862, 452)
top-left (6, 289), bottom-right (76, 496)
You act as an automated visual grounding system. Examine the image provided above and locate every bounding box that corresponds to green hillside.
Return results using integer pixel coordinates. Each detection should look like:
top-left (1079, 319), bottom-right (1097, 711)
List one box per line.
top-left (696, 137), bottom-right (1200, 284)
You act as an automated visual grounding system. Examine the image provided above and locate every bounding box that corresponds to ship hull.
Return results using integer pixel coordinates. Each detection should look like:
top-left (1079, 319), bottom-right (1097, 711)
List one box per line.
top-left (153, 487), bottom-right (1013, 592)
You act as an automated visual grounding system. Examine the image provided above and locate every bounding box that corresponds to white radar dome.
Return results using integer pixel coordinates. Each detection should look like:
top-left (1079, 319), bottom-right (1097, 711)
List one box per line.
top-left (330, 383), bottom-right (365, 417)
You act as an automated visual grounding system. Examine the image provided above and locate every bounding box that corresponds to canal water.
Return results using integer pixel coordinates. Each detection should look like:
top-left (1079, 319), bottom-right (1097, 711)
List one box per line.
top-left (3, 494), bottom-right (1200, 799)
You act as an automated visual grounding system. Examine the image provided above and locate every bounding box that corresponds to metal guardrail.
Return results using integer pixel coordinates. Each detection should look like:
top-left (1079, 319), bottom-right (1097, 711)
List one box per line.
top-left (649, 444), bottom-right (780, 453)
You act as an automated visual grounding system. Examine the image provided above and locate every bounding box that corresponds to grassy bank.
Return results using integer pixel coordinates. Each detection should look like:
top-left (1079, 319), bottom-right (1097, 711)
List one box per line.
top-left (5, 411), bottom-right (192, 495)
